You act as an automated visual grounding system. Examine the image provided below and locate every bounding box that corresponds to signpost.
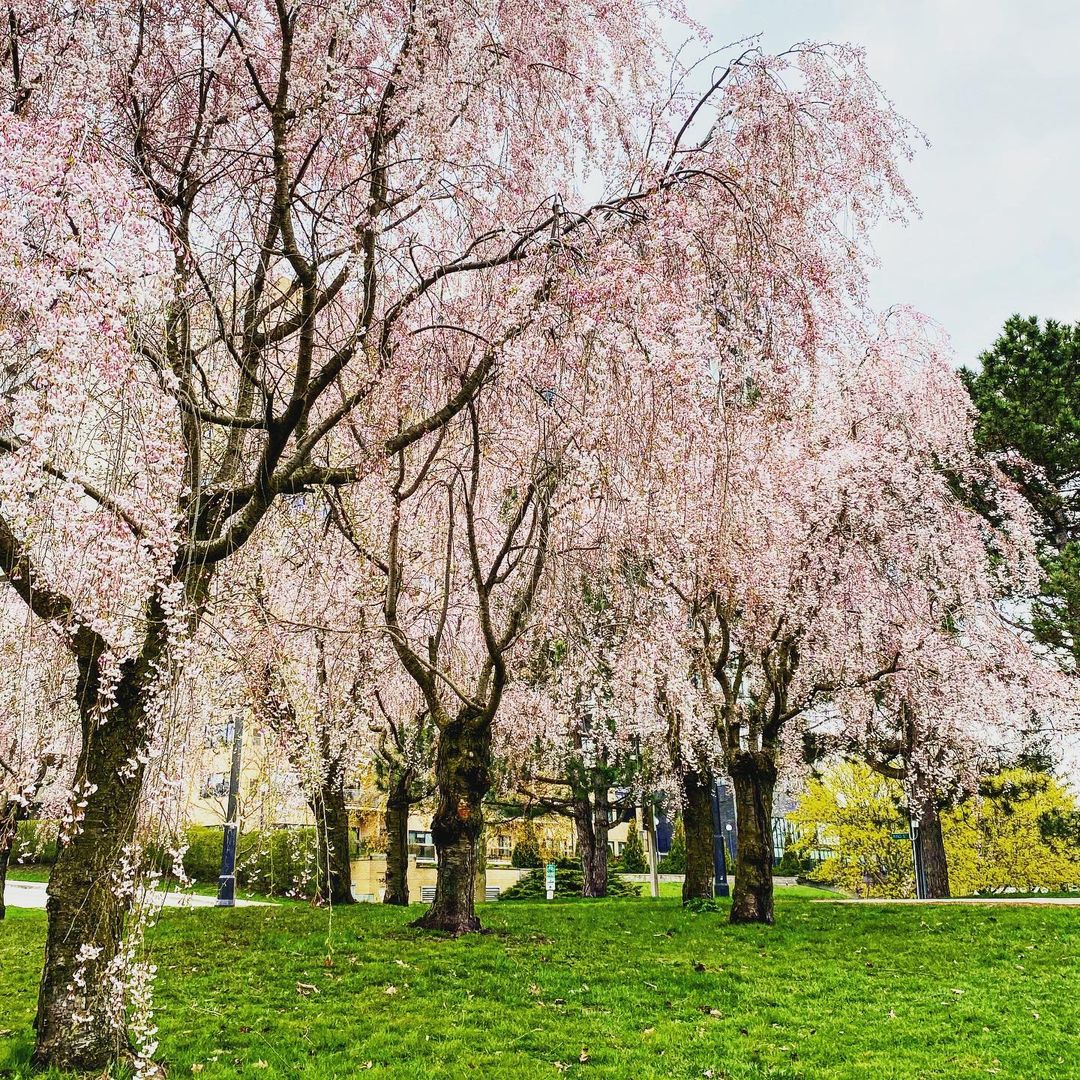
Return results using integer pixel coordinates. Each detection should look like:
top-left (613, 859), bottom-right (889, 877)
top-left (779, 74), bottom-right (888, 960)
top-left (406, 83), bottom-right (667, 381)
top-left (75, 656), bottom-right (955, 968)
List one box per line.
top-left (891, 823), bottom-right (926, 899)
top-left (545, 863), bottom-right (556, 900)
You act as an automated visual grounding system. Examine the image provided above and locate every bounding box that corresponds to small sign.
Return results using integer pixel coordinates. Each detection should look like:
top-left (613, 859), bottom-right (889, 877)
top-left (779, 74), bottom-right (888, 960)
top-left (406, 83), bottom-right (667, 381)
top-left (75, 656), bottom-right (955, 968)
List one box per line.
top-left (545, 862), bottom-right (556, 900)
top-left (890, 831), bottom-right (911, 841)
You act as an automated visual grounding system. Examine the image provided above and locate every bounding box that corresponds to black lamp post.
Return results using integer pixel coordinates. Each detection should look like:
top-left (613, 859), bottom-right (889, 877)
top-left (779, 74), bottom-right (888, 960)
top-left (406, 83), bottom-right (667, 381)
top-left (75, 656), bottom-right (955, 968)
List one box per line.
top-left (216, 711), bottom-right (245, 907)
top-left (710, 778), bottom-right (730, 898)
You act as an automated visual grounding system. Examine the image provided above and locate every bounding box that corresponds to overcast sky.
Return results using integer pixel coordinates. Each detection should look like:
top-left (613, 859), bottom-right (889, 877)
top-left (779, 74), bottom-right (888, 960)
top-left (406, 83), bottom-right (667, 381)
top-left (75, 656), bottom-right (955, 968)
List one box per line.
top-left (680, 0), bottom-right (1080, 365)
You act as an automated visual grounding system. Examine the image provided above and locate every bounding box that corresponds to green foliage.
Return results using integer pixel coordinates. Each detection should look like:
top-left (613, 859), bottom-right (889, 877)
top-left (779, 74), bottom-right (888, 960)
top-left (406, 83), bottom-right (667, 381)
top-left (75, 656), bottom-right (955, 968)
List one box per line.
top-left (510, 820), bottom-right (542, 869)
top-left (181, 825), bottom-right (320, 898)
top-left (11, 820), bottom-right (58, 865)
top-left (943, 767), bottom-right (1080, 895)
top-left (498, 867), bottom-right (639, 900)
top-left (788, 762), bottom-right (913, 898)
top-left (618, 818), bottom-right (647, 873)
top-left (791, 762), bottom-right (1080, 899)
top-left (658, 817), bottom-right (686, 873)
top-left (962, 315), bottom-right (1080, 666)
top-left (775, 848), bottom-right (814, 877)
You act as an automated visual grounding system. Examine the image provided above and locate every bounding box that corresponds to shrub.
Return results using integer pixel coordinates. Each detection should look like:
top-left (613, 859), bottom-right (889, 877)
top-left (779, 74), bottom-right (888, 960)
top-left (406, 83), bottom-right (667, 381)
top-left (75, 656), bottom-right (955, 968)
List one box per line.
top-left (180, 824), bottom-right (320, 897)
top-left (619, 819), bottom-right (647, 873)
top-left (775, 848), bottom-right (811, 877)
top-left (13, 820), bottom-right (59, 865)
top-left (511, 821), bottom-right (542, 869)
top-left (499, 867), bottom-right (639, 900)
top-left (658, 817), bottom-right (686, 873)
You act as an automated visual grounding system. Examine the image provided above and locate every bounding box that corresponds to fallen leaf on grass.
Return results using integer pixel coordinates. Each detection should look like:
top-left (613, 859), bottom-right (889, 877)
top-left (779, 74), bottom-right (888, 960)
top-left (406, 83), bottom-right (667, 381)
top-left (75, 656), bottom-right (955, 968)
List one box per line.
top-left (384, 985), bottom-right (399, 996)
top-left (251, 1061), bottom-right (268, 1070)
top-left (295, 982), bottom-right (319, 996)
top-left (579, 1048), bottom-right (590, 1063)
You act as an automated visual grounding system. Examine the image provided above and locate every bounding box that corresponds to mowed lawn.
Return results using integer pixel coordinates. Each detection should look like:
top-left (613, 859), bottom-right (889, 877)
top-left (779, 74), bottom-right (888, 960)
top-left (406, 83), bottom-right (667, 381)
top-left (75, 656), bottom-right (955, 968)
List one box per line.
top-left (2, 893), bottom-right (1078, 1079)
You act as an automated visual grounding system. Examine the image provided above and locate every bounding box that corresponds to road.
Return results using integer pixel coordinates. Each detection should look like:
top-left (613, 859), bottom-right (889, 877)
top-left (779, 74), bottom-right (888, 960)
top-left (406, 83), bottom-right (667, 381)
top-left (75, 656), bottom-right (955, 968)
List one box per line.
top-left (3, 878), bottom-right (270, 910)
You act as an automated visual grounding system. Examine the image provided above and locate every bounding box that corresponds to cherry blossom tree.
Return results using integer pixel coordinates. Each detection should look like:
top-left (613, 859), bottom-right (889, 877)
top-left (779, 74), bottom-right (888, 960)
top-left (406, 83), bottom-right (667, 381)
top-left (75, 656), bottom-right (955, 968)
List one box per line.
top-left (0, 0), bottom-right (715, 1062)
top-left (635, 317), bottom-right (1047, 924)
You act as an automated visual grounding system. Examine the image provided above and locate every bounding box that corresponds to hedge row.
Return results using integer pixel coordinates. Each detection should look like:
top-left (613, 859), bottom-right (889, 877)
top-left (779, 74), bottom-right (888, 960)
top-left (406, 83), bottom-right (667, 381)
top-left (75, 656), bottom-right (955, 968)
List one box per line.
top-left (179, 825), bottom-right (321, 898)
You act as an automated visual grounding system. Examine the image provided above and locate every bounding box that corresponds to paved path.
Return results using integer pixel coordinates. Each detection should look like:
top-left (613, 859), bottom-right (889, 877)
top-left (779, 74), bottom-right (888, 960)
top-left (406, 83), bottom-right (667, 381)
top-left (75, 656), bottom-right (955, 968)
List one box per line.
top-left (4, 878), bottom-right (270, 910)
top-left (819, 896), bottom-right (1080, 906)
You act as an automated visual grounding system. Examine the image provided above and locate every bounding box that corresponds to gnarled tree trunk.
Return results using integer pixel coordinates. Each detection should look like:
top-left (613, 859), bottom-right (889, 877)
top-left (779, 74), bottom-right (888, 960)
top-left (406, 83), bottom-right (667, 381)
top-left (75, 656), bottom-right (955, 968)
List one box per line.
top-left (33, 639), bottom-right (158, 1070)
top-left (729, 749), bottom-right (777, 925)
top-left (915, 799), bottom-right (951, 899)
top-left (413, 714), bottom-right (491, 934)
top-left (383, 770), bottom-right (411, 905)
top-left (574, 780), bottom-right (610, 898)
top-left (311, 776), bottom-right (354, 906)
top-left (681, 769), bottom-right (714, 903)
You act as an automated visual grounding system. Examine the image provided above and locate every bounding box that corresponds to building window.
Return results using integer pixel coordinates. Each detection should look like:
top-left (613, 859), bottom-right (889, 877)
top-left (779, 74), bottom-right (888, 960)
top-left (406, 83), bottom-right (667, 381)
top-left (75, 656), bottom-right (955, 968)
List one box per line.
top-left (408, 831), bottom-right (435, 862)
top-left (488, 835), bottom-right (512, 862)
top-left (202, 773), bottom-right (229, 798)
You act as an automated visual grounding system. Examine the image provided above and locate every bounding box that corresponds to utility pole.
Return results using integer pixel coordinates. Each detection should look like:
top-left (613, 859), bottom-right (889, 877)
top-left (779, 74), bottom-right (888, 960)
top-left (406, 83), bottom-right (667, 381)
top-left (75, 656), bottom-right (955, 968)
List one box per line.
top-left (216, 711), bottom-right (245, 907)
top-left (711, 778), bottom-right (730, 898)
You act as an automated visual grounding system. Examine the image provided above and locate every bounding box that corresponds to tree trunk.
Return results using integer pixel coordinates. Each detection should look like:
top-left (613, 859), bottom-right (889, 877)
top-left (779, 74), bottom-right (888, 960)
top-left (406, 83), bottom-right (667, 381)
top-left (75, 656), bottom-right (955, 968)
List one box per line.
top-left (412, 715), bottom-right (491, 934)
top-left (311, 776), bottom-right (354, 906)
top-left (33, 659), bottom-right (150, 1069)
top-left (915, 799), bottom-right (951, 899)
top-left (681, 769), bottom-right (714, 903)
top-left (383, 771), bottom-right (411, 906)
top-left (728, 750), bottom-right (777, 925)
top-left (0, 805), bottom-right (15, 921)
top-left (574, 780), bottom-right (610, 898)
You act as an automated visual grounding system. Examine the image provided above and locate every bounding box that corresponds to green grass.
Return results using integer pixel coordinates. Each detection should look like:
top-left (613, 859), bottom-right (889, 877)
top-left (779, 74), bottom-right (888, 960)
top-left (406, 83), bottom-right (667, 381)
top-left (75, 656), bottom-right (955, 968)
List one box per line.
top-left (3, 867), bottom-right (52, 883)
top-left (2, 894), bottom-right (1078, 1079)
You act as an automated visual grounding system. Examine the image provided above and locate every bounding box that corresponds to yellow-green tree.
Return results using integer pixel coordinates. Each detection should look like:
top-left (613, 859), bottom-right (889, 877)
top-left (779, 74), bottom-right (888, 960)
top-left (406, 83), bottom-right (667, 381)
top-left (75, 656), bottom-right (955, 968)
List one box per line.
top-left (942, 768), bottom-right (1080, 895)
top-left (788, 762), bottom-right (912, 897)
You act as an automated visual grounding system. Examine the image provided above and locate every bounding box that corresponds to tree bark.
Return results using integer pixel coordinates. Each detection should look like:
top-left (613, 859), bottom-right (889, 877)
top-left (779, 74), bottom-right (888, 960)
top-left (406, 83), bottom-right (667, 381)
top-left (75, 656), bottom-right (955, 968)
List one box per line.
top-left (574, 779), bottom-right (610, 898)
top-left (412, 714), bottom-right (490, 934)
top-left (728, 750), bottom-right (777, 925)
top-left (0, 804), bottom-right (15, 921)
top-left (681, 769), bottom-right (714, 903)
top-left (915, 799), bottom-right (951, 899)
top-left (383, 770), bottom-right (411, 905)
top-left (33, 647), bottom-right (155, 1070)
top-left (311, 775), bottom-right (354, 906)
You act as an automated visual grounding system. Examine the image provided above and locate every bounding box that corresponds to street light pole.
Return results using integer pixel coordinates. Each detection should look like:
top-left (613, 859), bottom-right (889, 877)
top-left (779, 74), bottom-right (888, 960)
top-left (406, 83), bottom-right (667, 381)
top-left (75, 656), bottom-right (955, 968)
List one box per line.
top-left (216, 711), bottom-right (245, 907)
top-left (710, 778), bottom-right (730, 898)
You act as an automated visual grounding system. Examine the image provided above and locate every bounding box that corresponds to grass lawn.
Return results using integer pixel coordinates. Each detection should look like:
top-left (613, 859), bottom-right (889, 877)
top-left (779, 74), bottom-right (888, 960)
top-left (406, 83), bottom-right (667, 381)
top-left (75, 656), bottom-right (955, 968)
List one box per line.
top-left (2, 893), bottom-right (1078, 1079)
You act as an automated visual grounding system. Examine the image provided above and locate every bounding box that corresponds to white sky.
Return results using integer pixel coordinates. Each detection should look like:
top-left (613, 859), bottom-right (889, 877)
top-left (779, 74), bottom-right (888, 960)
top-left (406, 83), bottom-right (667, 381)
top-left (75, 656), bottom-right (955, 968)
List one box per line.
top-left (680, 0), bottom-right (1080, 365)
